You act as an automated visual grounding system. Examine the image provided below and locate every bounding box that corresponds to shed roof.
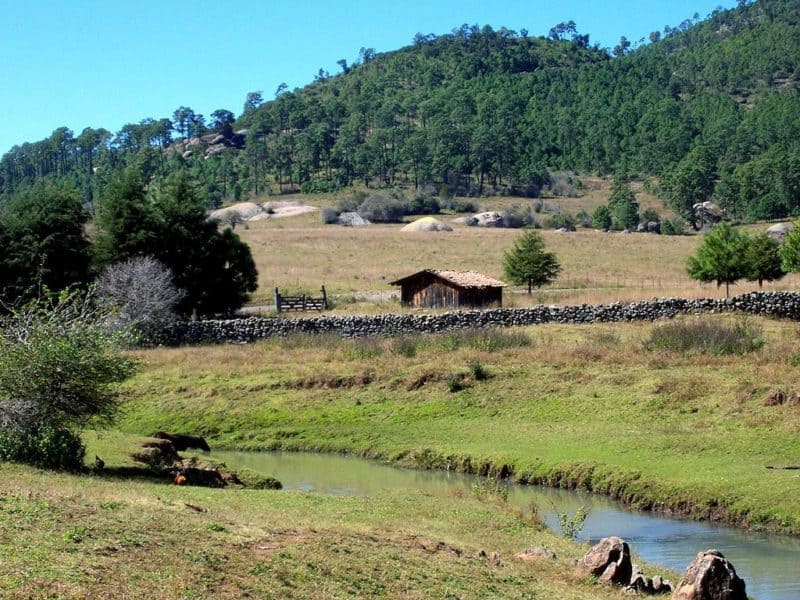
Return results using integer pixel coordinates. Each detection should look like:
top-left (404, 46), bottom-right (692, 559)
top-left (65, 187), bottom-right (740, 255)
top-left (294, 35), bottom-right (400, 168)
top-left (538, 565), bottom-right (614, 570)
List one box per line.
top-left (390, 269), bottom-right (506, 288)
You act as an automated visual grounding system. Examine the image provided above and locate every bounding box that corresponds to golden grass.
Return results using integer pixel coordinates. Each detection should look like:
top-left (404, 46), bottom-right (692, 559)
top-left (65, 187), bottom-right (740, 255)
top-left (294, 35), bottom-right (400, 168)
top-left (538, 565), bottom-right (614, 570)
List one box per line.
top-left (237, 221), bottom-right (800, 306)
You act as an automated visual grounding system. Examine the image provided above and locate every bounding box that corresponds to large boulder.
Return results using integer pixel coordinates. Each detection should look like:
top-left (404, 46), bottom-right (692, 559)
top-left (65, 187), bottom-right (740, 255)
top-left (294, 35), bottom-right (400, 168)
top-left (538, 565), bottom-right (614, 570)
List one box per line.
top-left (671, 549), bottom-right (746, 600)
top-left (692, 201), bottom-right (724, 224)
top-left (338, 211), bottom-right (371, 227)
top-left (209, 202), bottom-right (264, 223)
top-left (470, 211), bottom-right (504, 227)
top-left (401, 217), bottom-right (453, 232)
top-left (766, 222), bottom-right (793, 242)
top-left (575, 536), bottom-right (632, 586)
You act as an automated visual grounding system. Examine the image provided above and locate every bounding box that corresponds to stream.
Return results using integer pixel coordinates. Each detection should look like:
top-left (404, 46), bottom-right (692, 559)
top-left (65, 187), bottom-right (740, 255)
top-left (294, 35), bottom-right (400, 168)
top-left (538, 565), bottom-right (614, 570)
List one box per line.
top-left (214, 450), bottom-right (800, 600)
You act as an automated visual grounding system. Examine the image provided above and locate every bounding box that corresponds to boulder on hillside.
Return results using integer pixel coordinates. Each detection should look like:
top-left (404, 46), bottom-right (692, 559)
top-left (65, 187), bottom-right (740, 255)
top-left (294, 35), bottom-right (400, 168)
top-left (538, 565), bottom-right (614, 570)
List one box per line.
top-left (766, 222), bottom-right (793, 242)
top-left (575, 536), bottom-right (632, 586)
top-left (469, 211), bottom-right (504, 227)
top-left (209, 202), bottom-right (264, 224)
top-left (671, 549), bottom-right (746, 600)
top-left (693, 201), bottom-right (724, 224)
top-left (338, 211), bottom-right (371, 227)
top-left (401, 217), bottom-right (453, 232)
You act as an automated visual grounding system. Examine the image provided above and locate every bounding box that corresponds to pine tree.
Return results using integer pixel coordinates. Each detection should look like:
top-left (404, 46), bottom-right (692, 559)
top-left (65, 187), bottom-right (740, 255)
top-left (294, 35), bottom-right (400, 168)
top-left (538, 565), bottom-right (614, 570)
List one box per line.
top-left (503, 230), bottom-right (561, 294)
top-left (686, 223), bottom-right (749, 297)
top-left (745, 233), bottom-right (785, 287)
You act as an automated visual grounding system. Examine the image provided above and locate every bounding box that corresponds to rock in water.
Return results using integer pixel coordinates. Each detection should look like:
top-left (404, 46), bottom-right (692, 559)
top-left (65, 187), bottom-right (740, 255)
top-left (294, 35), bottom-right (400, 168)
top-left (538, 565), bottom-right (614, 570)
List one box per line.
top-left (671, 549), bottom-right (746, 600)
top-left (575, 536), bottom-right (632, 586)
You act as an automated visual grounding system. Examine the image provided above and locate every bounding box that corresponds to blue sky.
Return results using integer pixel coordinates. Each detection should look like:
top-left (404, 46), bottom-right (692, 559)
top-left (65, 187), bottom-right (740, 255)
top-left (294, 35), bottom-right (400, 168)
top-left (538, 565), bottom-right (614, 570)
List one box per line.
top-left (1, 0), bottom-right (736, 155)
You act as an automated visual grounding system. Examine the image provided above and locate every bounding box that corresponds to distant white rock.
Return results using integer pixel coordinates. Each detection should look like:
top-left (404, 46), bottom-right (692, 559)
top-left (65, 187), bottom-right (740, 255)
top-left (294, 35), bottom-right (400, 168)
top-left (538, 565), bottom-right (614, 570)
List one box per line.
top-left (401, 217), bottom-right (453, 232)
top-left (766, 222), bottom-right (793, 242)
top-left (338, 211), bottom-right (371, 227)
top-left (470, 211), bottom-right (504, 227)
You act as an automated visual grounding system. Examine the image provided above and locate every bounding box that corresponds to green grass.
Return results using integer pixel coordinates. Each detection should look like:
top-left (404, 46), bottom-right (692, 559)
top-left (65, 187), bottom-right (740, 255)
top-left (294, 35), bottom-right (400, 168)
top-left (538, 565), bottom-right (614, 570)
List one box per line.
top-left (119, 316), bottom-right (800, 535)
top-left (0, 432), bottom-right (627, 599)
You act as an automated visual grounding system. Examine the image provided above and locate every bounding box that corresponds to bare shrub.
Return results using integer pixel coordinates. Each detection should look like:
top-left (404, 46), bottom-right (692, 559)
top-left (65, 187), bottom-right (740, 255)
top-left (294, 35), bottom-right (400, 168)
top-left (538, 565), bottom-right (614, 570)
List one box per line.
top-left (96, 256), bottom-right (185, 334)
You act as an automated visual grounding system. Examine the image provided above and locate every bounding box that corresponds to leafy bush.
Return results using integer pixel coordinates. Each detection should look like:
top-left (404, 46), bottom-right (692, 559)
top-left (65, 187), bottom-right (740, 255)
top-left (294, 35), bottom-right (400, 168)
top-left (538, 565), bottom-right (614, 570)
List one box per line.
top-left (407, 193), bottom-right (440, 215)
top-left (441, 197), bottom-right (479, 213)
top-left (0, 292), bottom-right (134, 470)
top-left (554, 504), bottom-right (589, 539)
top-left (660, 217), bottom-right (685, 235)
top-left (320, 206), bottom-right (340, 224)
top-left (591, 205), bottom-right (612, 230)
top-left (575, 208), bottom-right (591, 228)
top-left (446, 374), bottom-right (467, 392)
top-left (501, 204), bottom-right (534, 228)
top-left (0, 424), bottom-right (85, 471)
top-left (542, 212), bottom-right (577, 230)
top-left (645, 318), bottom-right (764, 355)
top-left (640, 208), bottom-right (661, 223)
top-left (469, 361), bottom-right (489, 381)
top-left (357, 195), bottom-right (406, 222)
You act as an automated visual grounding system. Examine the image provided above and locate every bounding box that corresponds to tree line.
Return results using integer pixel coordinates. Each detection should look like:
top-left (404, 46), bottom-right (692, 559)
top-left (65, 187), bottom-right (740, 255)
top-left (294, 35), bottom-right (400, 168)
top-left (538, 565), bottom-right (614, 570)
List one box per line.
top-left (1, 0), bottom-right (799, 225)
top-left (0, 170), bottom-right (257, 317)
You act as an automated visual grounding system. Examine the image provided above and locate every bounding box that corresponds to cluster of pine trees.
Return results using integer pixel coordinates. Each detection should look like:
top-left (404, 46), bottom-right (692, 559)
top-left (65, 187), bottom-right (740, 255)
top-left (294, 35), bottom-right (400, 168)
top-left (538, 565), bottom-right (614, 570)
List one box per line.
top-left (0, 171), bottom-right (257, 316)
top-left (0, 0), bottom-right (798, 225)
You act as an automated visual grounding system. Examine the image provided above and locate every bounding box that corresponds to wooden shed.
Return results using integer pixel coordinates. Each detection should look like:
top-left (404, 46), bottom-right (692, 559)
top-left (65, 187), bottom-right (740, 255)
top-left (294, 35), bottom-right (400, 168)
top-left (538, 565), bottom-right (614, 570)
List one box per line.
top-left (390, 269), bottom-right (506, 309)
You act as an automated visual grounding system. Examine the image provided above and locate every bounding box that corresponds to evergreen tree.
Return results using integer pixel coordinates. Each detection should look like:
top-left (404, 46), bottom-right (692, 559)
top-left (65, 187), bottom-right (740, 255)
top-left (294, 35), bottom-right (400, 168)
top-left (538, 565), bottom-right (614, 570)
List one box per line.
top-left (503, 230), bottom-right (561, 294)
top-left (607, 176), bottom-right (639, 230)
top-left (686, 222), bottom-right (749, 297)
top-left (744, 233), bottom-right (785, 287)
top-left (93, 171), bottom-right (258, 317)
top-left (0, 183), bottom-right (91, 304)
top-left (779, 225), bottom-right (800, 273)
top-left (591, 205), bottom-right (612, 229)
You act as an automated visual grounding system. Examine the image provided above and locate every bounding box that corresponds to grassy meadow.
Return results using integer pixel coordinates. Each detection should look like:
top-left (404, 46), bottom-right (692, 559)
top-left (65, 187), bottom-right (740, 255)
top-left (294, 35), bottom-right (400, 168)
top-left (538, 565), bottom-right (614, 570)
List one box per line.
top-left (119, 317), bottom-right (800, 535)
top-left (0, 430), bottom-right (631, 599)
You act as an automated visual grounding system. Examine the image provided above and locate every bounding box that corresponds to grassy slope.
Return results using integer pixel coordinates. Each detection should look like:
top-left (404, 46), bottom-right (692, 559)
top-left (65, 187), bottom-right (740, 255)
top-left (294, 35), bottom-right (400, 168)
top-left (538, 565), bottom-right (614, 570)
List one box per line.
top-left (0, 432), bottom-right (622, 600)
top-left (118, 318), bottom-right (800, 535)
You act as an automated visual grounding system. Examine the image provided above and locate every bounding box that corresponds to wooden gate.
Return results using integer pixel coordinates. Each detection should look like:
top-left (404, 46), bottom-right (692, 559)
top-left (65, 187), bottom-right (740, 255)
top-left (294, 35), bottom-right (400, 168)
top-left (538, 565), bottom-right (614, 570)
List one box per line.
top-left (274, 286), bottom-right (328, 312)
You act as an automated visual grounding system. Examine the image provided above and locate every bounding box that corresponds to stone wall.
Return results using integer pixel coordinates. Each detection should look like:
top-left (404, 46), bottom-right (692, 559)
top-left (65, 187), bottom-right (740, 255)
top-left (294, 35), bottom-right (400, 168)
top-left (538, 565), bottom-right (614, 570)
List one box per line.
top-left (146, 291), bottom-right (800, 346)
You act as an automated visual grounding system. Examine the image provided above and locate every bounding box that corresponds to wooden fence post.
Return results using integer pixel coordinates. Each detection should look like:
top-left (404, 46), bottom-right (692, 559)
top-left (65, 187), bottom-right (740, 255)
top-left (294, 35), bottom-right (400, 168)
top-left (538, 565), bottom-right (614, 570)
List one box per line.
top-left (275, 287), bottom-right (281, 313)
top-left (321, 285), bottom-right (327, 310)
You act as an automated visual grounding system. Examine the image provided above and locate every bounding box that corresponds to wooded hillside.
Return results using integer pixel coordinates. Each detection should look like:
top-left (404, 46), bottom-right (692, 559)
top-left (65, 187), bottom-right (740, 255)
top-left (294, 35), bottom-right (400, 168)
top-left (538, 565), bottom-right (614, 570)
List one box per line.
top-left (1, 0), bottom-right (798, 221)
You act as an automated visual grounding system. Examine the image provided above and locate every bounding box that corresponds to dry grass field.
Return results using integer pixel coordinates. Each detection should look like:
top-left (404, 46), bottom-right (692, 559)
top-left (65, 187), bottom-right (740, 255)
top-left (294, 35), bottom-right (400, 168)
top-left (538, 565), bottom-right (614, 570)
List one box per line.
top-left (237, 213), bottom-right (799, 308)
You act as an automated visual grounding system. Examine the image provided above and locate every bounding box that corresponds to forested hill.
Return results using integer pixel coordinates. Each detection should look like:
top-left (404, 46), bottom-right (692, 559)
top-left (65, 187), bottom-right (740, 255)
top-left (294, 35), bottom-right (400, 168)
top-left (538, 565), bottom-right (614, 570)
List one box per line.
top-left (2, 0), bottom-right (799, 221)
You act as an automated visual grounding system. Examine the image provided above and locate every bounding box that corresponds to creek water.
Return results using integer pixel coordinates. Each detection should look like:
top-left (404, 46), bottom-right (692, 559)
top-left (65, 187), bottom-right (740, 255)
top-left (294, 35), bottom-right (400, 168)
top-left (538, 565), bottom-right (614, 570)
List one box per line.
top-left (214, 450), bottom-right (799, 600)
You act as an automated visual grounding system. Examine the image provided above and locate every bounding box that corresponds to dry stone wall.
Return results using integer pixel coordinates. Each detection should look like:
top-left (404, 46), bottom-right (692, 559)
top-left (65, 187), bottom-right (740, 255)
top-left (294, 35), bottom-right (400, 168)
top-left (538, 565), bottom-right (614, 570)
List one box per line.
top-left (146, 291), bottom-right (800, 346)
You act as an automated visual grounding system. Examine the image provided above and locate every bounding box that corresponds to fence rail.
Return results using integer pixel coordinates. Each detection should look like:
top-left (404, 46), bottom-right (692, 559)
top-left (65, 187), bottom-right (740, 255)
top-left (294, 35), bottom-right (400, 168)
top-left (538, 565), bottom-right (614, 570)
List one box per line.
top-left (274, 286), bottom-right (328, 313)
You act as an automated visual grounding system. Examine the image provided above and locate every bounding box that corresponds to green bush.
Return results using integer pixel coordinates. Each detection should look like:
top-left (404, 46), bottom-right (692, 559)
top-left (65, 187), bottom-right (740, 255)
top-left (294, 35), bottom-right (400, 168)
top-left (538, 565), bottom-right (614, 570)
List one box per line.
top-left (469, 361), bottom-right (489, 381)
top-left (407, 193), bottom-right (440, 215)
top-left (320, 206), bottom-right (340, 224)
top-left (0, 425), bottom-right (85, 471)
top-left (357, 195), bottom-right (406, 222)
top-left (645, 318), bottom-right (764, 356)
top-left (0, 292), bottom-right (134, 470)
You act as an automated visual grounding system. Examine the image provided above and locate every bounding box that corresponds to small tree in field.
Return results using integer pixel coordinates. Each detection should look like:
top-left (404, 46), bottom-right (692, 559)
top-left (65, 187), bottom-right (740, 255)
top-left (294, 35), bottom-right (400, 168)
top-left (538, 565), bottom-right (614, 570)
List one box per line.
top-left (0, 292), bottom-right (135, 470)
top-left (745, 233), bottom-right (785, 288)
top-left (686, 222), bottom-right (749, 297)
top-left (503, 230), bottom-right (561, 294)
